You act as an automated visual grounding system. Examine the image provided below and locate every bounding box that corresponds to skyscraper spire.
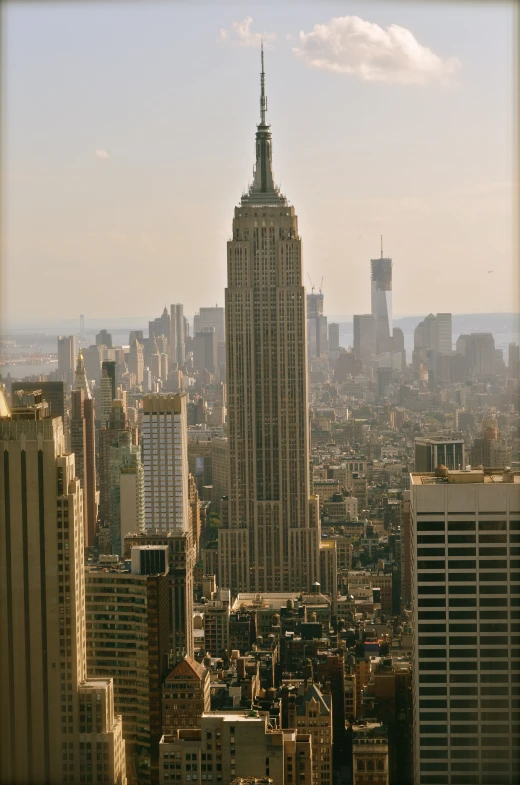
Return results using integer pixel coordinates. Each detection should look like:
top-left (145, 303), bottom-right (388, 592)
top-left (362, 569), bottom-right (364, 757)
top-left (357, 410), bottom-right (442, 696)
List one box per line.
top-left (241, 43), bottom-right (285, 206)
top-left (74, 349), bottom-right (91, 398)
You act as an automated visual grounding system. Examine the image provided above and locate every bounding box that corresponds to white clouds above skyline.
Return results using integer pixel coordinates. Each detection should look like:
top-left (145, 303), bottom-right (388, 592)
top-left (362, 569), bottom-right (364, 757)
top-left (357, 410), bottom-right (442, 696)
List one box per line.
top-left (219, 17), bottom-right (276, 48)
top-left (3, 3), bottom-right (513, 321)
top-left (292, 15), bottom-right (460, 85)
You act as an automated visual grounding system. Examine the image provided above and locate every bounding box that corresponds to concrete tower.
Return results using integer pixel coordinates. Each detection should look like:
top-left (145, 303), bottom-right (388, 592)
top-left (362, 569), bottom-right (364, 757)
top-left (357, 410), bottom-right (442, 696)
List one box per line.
top-left (219, 46), bottom-right (320, 593)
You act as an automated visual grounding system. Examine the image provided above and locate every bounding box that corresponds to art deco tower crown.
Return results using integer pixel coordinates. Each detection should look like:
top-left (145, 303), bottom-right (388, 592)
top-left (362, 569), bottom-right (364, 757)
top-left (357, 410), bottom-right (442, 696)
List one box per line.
top-left (241, 43), bottom-right (286, 207)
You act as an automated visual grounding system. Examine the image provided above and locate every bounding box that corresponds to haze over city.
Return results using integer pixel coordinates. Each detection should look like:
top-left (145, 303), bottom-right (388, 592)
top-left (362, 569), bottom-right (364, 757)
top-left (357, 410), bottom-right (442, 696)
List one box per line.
top-left (2, 1), bottom-right (517, 324)
top-left (1, 4), bottom-right (519, 785)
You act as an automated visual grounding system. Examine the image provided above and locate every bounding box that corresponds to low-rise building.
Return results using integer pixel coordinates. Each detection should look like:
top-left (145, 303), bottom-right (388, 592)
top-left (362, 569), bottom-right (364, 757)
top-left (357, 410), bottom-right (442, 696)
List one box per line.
top-left (351, 720), bottom-right (388, 785)
top-left (286, 683), bottom-right (333, 785)
top-left (159, 712), bottom-right (313, 785)
top-left (162, 656), bottom-right (211, 735)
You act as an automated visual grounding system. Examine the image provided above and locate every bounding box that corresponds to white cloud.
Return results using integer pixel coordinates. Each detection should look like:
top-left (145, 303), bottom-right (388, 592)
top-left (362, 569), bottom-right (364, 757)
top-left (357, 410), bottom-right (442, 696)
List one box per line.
top-left (95, 149), bottom-right (110, 159)
top-left (219, 17), bottom-right (276, 48)
top-left (292, 16), bottom-right (460, 85)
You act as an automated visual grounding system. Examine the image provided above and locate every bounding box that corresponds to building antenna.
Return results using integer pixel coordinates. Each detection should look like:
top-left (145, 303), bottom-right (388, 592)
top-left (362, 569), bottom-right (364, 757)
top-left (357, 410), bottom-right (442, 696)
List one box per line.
top-left (260, 40), bottom-right (267, 125)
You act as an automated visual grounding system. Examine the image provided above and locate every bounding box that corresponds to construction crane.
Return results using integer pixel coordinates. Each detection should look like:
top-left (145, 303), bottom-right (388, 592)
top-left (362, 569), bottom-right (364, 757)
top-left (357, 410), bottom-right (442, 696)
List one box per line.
top-left (307, 273), bottom-right (315, 294)
top-left (319, 277), bottom-right (324, 294)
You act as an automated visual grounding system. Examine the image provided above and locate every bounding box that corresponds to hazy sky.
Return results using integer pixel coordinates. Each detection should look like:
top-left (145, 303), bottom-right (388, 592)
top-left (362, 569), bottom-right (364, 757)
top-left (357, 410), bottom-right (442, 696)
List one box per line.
top-left (2, 1), bottom-right (517, 325)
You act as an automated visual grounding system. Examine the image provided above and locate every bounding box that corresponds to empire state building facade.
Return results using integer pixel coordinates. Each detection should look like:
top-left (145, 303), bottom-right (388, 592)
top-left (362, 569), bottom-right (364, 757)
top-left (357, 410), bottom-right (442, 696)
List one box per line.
top-left (218, 49), bottom-right (320, 592)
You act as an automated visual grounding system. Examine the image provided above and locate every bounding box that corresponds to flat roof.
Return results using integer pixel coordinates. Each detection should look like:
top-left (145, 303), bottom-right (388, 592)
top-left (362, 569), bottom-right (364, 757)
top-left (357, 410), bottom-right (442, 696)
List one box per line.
top-left (411, 470), bottom-right (520, 486)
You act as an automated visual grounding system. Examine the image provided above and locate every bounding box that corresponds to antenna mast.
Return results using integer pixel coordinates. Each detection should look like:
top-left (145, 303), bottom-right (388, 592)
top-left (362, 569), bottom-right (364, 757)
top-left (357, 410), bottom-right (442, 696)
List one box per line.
top-left (381, 235), bottom-right (383, 258)
top-left (260, 41), bottom-right (267, 124)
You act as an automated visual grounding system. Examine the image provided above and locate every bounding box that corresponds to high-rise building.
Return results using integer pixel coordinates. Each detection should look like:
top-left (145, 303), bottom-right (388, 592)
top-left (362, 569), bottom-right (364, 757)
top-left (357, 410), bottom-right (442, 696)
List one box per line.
top-left (97, 365), bottom-right (115, 428)
top-left (98, 399), bottom-right (144, 554)
top-left (508, 342), bottom-right (520, 378)
top-left (99, 398), bottom-right (128, 523)
top-left (353, 314), bottom-right (376, 364)
top-left (193, 306), bottom-right (225, 343)
top-left (370, 243), bottom-right (393, 355)
top-left (72, 351), bottom-right (97, 547)
top-left (414, 435), bottom-right (465, 472)
top-left (71, 387), bottom-right (88, 527)
top-left (410, 466), bottom-right (520, 785)
top-left (193, 328), bottom-right (218, 373)
top-left (436, 313), bottom-right (452, 354)
top-left (455, 333), bottom-right (496, 377)
top-left (102, 359), bottom-right (117, 399)
top-left (86, 549), bottom-right (170, 784)
top-left (307, 291), bottom-right (328, 358)
top-left (124, 531), bottom-right (195, 662)
top-left (96, 328), bottom-right (113, 348)
top-left (188, 472), bottom-right (202, 557)
top-left (58, 334), bottom-right (76, 385)
top-left (219, 47), bottom-right (320, 593)
top-left (211, 435), bottom-right (229, 509)
top-left (328, 322), bottom-right (340, 355)
top-left (81, 344), bottom-right (104, 386)
top-left (392, 327), bottom-right (405, 352)
top-left (149, 307), bottom-right (171, 344)
top-left (142, 393), bottom-right (189, 534)
top-left (170, 304), bottom-right (186, 365)
top-left (128, 338), bottom-right (145, 385)
top-left (11, 379), bottom-right (67, 423)
top-left (414, 313), bottom-right (452, 357)
top-left (0, 394), bottom-right (126, 785)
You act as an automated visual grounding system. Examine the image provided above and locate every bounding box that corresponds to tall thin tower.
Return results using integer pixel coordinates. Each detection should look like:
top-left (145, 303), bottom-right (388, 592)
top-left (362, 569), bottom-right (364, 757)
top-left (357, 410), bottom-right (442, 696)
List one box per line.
top-left (73, 350), bottom-right (97, 547)
top-left (219, 46), bottom-right (320, 593)
top-left (370, 236), bottom-right (393, 354)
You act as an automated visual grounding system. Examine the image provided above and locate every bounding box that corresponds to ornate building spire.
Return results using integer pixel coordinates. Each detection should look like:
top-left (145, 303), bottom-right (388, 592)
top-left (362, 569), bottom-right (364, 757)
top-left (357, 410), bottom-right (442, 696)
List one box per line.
top-left (241, 45), bottom-right (286, 206)
top-left (74, 349), bottom-right (91, 398)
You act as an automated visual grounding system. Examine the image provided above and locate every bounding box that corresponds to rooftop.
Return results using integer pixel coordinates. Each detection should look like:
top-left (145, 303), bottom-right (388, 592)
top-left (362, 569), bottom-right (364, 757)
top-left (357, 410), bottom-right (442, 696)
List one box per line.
top-left (411, 468), bottom-right (520, 485)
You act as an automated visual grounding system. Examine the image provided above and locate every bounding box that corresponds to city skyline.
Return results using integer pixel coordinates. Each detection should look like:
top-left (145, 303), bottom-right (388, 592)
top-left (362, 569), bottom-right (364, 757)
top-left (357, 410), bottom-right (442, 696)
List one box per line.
top-left (2, 1), bottom-right (517, 325)
top-left (1, 4), bottom-right (519, 783)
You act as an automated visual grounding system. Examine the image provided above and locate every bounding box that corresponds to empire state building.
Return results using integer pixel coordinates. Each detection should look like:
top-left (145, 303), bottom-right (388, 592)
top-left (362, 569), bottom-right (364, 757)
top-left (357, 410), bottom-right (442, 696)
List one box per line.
top-left (218, 48), bottom-right (321, 592)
